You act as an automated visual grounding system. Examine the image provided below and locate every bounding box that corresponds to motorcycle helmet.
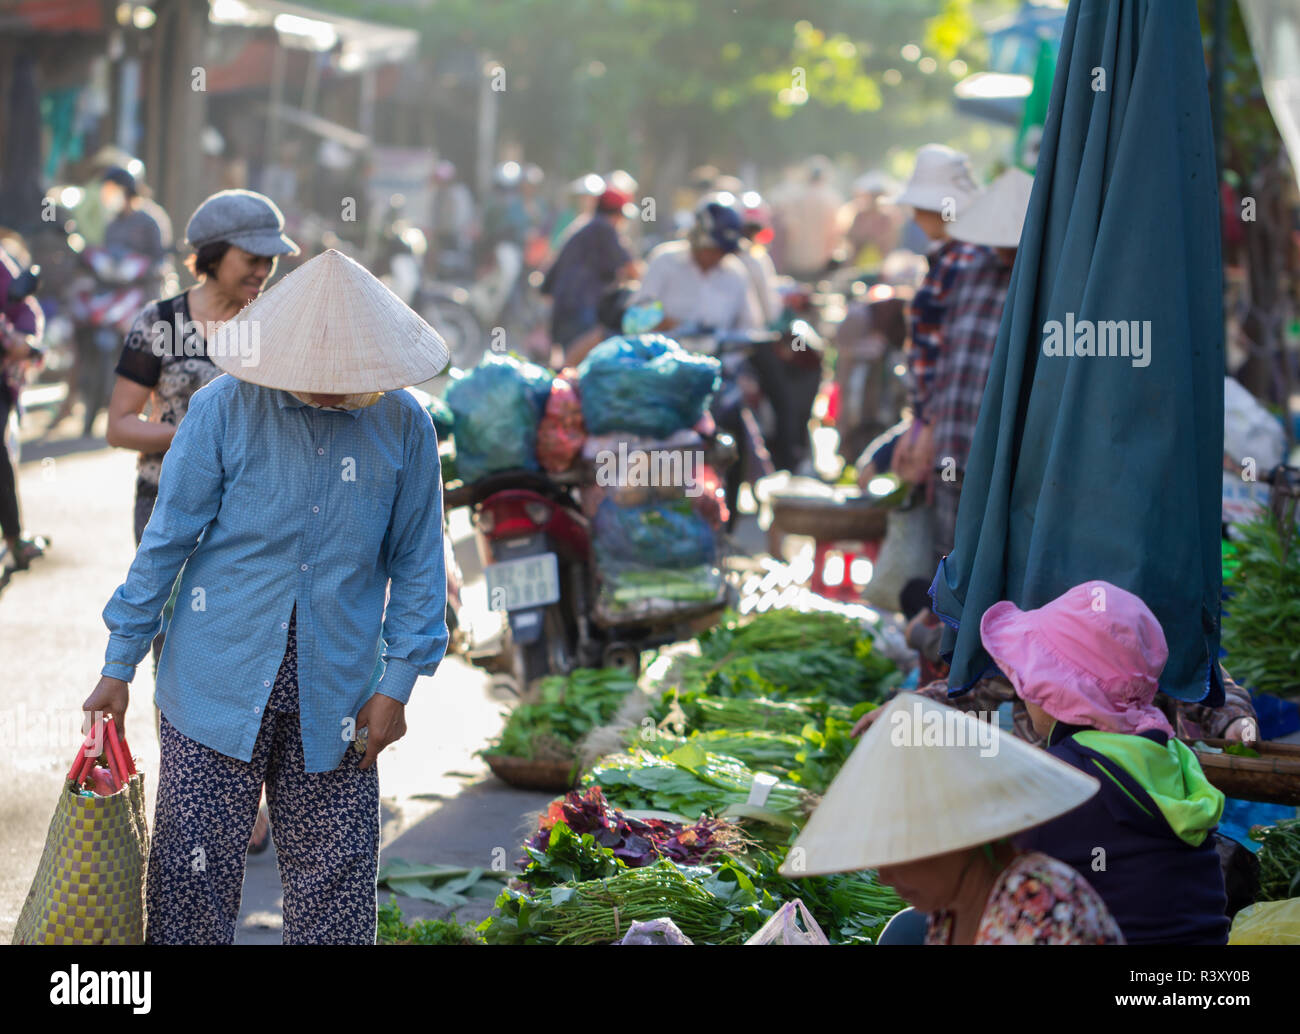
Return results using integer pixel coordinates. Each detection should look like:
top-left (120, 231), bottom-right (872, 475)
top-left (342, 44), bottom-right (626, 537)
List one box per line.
top-left (692, 197), bottom-right (744, 255)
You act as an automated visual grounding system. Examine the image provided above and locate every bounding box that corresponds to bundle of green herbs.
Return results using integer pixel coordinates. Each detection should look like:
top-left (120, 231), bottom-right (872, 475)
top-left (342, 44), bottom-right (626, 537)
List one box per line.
top-left (1221, 514), bottom-right (1300, 700)
top-left (479, 859), bottom-right (760, 945)
top-left (482, 668), bottom-right (642, 762)
top-left (584, 743), bottom-right (814, 825)
top-left (377, 896), bottom-right (484, 945)
top-left (667, 608), bottom-right (898, 704)
top-left (1250, 818), bottom-right (1300, 901)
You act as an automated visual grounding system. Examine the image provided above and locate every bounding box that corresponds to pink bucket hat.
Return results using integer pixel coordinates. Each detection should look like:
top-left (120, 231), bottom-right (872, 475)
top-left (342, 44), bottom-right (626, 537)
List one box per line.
top-left (979, 580), bottom-right (1174, 736)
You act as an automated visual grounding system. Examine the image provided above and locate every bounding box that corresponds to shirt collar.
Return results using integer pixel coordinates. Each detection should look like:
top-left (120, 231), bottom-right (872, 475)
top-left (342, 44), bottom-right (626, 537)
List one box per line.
top-left (275, 389), bottom-right (365, 419)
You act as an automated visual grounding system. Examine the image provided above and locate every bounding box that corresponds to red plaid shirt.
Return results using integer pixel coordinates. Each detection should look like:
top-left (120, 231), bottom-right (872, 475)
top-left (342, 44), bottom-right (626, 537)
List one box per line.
top-left (931, 247), bottom-right (1014, 476)
top-left (905, 238), bottom-right (989, 422)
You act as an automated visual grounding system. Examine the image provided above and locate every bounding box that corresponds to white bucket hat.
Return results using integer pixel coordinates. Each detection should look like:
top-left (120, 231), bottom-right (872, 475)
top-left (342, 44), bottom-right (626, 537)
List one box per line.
top-left (892, 144), bottom-right (982, 216)
top-left (949, 168), bottom-right (1034, 249)
top-left (206, 249), bottom-right (449, 393)
top-left (779, 693), bottom-right (1098, 876)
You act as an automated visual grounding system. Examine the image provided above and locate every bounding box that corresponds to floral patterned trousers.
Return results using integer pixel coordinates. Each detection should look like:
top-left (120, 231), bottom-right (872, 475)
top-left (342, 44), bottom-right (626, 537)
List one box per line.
top-left (145, 607), bottom-right (380, 944)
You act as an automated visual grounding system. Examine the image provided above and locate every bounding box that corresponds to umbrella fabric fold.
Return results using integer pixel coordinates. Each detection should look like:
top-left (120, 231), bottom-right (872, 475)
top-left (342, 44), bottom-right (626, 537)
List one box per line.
top-left (933, 0), bottom-right (1225, 706)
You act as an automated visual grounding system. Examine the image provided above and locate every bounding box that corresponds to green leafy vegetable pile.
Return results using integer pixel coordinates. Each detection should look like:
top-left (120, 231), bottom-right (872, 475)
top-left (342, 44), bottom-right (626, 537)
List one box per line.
top-left (483, 668), bottom-right (641, 761)
top-left (481, 860), bottom-right (756, 945)
top-left (669, 608), bottom-right (899, 704)
top-left (653, 688), bottom-right (845, 735)
top-left (377, 895), bottom-right (484, 945)
top-left (1251, 818), bottom-right (1300, 902)
top-left (473, 600), bottom-right (907, 944)
top-left (1221, 515), bottom-right (1300, 700)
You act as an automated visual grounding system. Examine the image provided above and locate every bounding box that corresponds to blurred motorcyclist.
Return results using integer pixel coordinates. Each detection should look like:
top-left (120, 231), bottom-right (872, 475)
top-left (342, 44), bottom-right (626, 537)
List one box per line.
top-left (771, 156), bottom-right (844, 281)
top-left (635, 198), bottom-right (756, 331)
top-left (550, 173), bottom-right (605, 248)
top-left (476, 162), bottom-right (535, 317)
top-left (429, 159), bottom-right (476, 273)
top-left (838, 171), bottom-right (905, 272)
top-left (75, 167), bottom-right (174, 436)
top-left (100, 166), bottom-right (172, 297)
top-left (542, 185), bottom-right (639, 352)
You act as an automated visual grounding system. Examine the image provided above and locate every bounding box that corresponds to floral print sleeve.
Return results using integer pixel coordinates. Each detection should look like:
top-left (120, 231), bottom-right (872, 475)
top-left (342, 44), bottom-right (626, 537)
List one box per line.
top-left (976, 852), bottom-right (1123, 944)
top-left (115, 300), bottom-right (167, 388)
top-left (112, 292), bottom-right (221, 496)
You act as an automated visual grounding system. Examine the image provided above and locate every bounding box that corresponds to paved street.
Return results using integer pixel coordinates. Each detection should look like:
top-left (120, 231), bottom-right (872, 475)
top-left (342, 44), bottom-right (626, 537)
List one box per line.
top-left (0, 421), bottom-right (553, 943)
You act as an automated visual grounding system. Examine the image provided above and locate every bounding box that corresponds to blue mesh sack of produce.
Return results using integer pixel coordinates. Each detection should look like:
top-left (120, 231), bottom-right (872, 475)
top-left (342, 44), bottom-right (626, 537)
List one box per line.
top-left (593, 498), bottom-right (716, 570)
top-left (576, 334), bottom-right (720, 438)
top-left (443, 353), bottom-right (554, 483)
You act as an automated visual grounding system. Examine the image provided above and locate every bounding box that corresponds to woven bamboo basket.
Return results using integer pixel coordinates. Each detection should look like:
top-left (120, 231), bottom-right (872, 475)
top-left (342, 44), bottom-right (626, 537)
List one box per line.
top-left (484, 754), bottom-right (577, 792)
top-left (1189, 738), bottom-right (1300, 806)
top-left (770, 495), bottom-right (890, 541)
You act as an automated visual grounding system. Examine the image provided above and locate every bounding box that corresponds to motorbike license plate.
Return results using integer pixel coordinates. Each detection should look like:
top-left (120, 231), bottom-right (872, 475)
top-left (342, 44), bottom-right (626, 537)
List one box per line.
top-left (484, 553), bottom-right (561, 611)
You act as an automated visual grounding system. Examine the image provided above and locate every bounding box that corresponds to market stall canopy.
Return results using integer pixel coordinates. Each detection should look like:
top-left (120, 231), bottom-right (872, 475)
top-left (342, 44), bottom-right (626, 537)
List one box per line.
top-left (952, 72), bottom-right (1033, 127)
top-left (258, 103), bottom-right (369, 151)
top-left (933, 0), bottom-right (1226, 706)
top-left (952, 1), bottom-right (1064, 129)
top-left (208, 0), bottom-right (418, 70)
top-left (983, 0), bottom-right (1067, 77)
top-left (1239, 0), bottom-right (1300, 192)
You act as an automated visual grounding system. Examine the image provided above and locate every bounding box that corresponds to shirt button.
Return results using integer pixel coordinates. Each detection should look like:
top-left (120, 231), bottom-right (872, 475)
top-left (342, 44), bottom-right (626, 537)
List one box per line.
top-left (300, 563), bottom-right (309, 571)
top-left (263, 680), bottom-right (271, 687)
top-left (281, 622), bottom-right (288, 629)
top-left (253, 705), bottom-right (261, 714)
top-left (317, 447), bottom-right (325, 455)
top-left (312, 506), bottom-right (320, 514)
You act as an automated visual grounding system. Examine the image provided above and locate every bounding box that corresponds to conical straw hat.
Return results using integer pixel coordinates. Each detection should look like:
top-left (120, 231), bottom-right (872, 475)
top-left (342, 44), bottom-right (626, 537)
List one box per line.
top-left (780, 693), bottom-right (1098, 876)
top-left (949, 168), bottom-right (1034, 249)
top-left (206, 249), bottom-right (449, 392)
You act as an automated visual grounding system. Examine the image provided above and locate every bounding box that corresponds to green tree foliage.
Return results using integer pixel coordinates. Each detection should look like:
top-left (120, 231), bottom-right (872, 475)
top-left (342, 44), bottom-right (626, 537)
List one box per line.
top-left (308, 0), bottom-right (1019, 177)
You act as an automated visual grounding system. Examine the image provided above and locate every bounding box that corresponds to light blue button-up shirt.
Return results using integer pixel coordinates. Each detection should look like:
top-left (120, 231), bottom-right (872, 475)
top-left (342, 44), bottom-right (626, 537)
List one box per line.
top-left (101, 375), bottom-right (447, 772)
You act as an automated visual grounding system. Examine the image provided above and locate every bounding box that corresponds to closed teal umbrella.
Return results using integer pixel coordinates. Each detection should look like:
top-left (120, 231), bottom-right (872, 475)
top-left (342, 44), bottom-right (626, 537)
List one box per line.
top-left (932, 0), bottom-right (1226, 706)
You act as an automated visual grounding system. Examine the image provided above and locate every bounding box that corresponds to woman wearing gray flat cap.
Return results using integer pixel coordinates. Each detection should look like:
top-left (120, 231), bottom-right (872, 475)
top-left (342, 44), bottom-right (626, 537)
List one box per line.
top-left (103, 189), bottom-right (298, 851)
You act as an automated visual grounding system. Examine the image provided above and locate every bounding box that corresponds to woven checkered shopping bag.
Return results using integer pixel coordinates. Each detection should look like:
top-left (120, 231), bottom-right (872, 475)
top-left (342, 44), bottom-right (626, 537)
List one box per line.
top-left (12, 717), bottom-right (148, 944)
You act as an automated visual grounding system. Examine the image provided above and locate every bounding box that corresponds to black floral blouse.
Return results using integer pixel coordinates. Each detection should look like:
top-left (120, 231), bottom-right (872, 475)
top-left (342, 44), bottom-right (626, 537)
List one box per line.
top-left (114, 292), bottom-right (222, 498)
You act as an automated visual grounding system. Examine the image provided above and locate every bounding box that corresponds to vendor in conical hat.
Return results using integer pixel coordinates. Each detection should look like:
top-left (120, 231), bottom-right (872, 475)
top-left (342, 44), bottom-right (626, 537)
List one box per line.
top-left (783, 693), bottom-right (1124, 944)
top-left (84, 249), bottom-right (451, 944)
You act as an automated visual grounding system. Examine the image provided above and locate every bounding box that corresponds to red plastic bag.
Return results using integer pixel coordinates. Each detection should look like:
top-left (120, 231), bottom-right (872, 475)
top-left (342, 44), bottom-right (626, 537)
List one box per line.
top-left (537, 372), bottom-right (586, 473)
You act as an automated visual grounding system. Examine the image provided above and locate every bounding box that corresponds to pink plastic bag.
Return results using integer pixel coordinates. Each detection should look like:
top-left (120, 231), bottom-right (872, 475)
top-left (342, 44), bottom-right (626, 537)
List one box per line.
top-left (537, 373), bottom-right (585, 473)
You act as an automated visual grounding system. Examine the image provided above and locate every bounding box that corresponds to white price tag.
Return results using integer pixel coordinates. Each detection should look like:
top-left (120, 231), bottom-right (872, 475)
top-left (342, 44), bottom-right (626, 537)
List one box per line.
top-left (747, 772), bottom-right (779, 808)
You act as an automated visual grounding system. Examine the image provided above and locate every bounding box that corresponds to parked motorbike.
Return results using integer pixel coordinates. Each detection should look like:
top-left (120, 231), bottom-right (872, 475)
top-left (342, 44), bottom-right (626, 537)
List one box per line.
top-left (672, 324), bottom-right (783, 528)
top-left (443, 433), bottom-right (737, 690)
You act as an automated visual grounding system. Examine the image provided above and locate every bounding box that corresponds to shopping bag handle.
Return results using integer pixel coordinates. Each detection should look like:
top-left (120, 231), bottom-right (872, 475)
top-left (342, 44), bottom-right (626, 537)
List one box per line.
top-left (104, 717), bottom-right (135, 778)
top-left (67, 716), bottom-right (135, 790)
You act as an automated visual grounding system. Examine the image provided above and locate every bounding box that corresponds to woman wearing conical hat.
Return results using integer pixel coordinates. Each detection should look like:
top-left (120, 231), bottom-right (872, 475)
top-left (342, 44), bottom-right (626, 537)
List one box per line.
top-left (783, 693), bottom-right (1124, 944)
top-left (83, 249), bottom-right (451, 944)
